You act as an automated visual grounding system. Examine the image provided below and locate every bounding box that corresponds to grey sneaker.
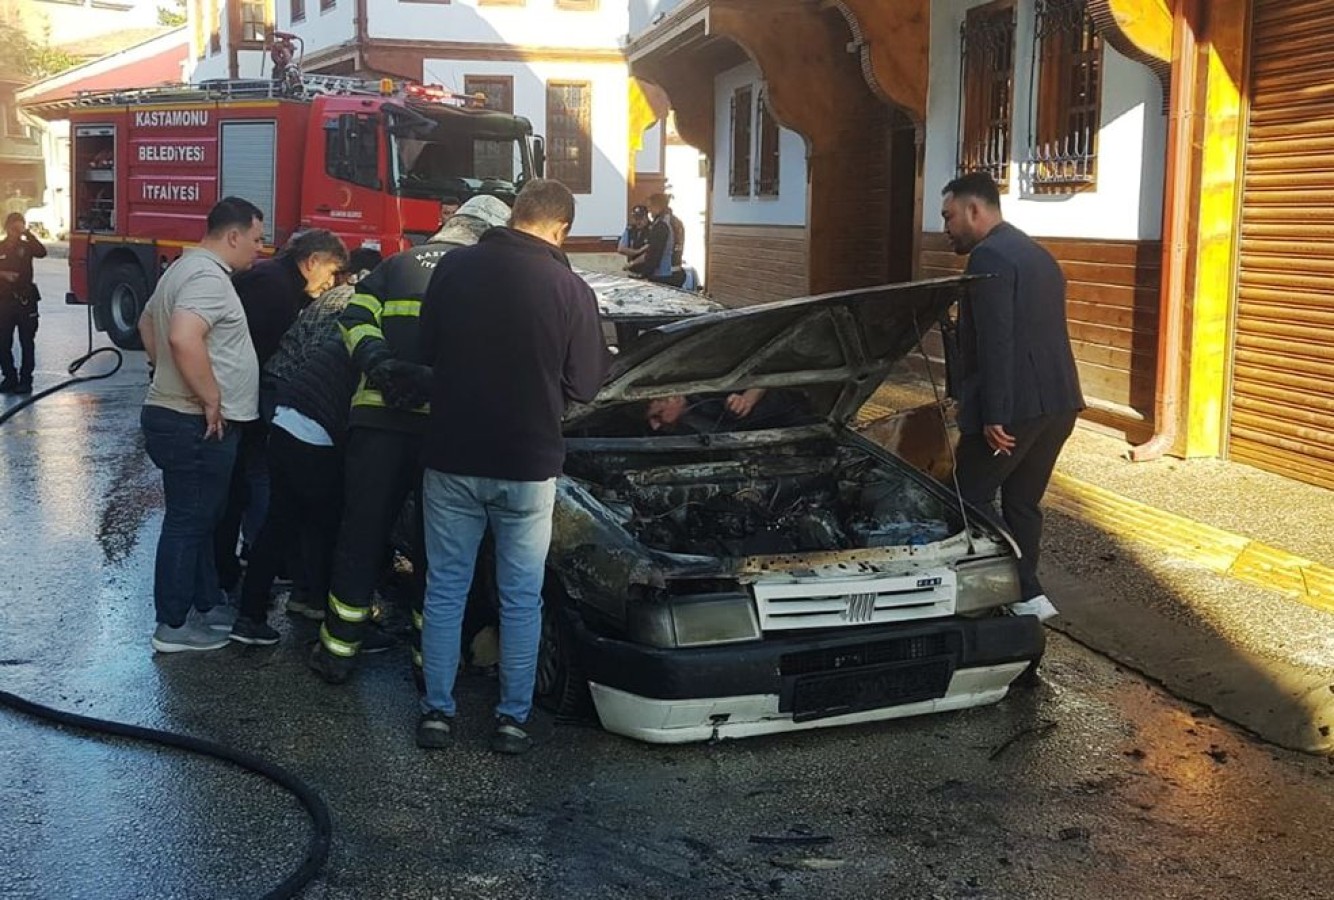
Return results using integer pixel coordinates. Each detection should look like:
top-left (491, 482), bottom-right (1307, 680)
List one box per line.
top-left (152, 620), bottom-right (230, 653)
top-left (192, 603), bottom-right (238, 632)
top-left (490, 715), bottom-right (532, 755)
top-left (416, 710), bottom-right (454, 749)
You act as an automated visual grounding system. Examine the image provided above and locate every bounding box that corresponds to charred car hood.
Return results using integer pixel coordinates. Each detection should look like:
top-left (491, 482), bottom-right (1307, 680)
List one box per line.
top-left (565, 275), bottom-right (978, 429)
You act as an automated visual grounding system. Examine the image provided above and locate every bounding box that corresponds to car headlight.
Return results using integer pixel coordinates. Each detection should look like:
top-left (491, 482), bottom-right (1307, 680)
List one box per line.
top-left (627, 592), bottom-right (761, 648)
top-left (955, 557), bottom-right (1021, 615)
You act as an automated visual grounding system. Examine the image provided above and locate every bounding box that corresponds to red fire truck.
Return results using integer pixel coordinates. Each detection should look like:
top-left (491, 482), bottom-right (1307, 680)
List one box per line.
top-left (40, 70), bottom-right (543, 348)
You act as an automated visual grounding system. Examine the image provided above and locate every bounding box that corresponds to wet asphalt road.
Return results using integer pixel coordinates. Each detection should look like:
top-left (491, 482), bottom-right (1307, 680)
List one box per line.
top-left (4, 259), bottom-right (1334, 900)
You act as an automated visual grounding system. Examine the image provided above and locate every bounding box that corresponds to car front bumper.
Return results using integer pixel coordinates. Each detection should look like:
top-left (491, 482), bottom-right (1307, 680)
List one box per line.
top-left (572, 614), bottom-right (1045, 744)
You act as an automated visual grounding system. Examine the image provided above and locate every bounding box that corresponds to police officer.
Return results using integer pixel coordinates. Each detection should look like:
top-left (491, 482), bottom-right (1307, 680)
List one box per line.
top-left (0, 213), bottom-right (47, 395)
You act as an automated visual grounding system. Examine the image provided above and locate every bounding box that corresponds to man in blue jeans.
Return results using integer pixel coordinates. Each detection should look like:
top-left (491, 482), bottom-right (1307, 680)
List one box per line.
top-left (137, 197), bottom-right (266, 653)
top-left (417, 179), bottom-right (608, 754)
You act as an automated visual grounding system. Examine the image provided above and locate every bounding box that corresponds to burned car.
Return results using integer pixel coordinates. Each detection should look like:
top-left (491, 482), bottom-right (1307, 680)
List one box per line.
top-left (531, 275), bottom-right (1045, 743)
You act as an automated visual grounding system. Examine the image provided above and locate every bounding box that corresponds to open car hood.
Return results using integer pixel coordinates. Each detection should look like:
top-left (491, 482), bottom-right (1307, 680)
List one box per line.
top-left (565, 275), bottom-right (979, 430)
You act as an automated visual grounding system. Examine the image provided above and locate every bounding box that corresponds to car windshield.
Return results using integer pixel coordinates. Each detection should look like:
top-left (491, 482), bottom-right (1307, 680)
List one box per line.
top-left (388, 105), bottom-right (530, 204)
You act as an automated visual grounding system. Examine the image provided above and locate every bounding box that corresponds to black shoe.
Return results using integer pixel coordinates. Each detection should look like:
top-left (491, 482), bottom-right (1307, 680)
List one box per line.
top-left (13, 381), bottom-right (31, 395)
top-left (360, 624), bottom-right (398, 655)
top-left (490, 715), bottom-right (533, 756)
top-left (415, 710), bottom-right (454, 749)
top-left (229, 617), bottom-right (280, 646)
top-left (307, 643), bottom-right (354, 685)
top-left (0, 378), bottom-right (17, 394)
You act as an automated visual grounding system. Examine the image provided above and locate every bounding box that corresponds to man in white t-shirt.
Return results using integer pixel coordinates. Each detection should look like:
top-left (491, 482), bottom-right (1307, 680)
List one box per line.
top-left (137, 197), bottom-right (265, 653)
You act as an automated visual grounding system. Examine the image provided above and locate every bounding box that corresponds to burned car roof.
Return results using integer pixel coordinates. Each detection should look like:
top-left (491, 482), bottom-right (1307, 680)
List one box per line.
top-left (566, 275), bottom-right (980, 430)
top-left (576, 268), bottom-right (723, 323)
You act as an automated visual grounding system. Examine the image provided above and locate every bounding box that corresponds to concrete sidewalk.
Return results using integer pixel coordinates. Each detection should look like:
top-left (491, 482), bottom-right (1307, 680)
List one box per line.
top-left (862, 375), bottom-right (1334, 753)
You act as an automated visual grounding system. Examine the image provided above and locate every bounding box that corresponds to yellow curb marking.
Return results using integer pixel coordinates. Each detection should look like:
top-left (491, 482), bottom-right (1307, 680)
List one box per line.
top-left (1046, 472), bottom-right (1334, 615)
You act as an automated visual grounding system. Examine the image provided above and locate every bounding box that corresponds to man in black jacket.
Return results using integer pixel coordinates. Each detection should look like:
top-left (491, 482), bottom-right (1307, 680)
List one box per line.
top-left (213, 229), bottom-right (347, 600)
top-left (414, 179), bottom-right (608, 754)
top-left (941, 172), bottom-right (1084, 622)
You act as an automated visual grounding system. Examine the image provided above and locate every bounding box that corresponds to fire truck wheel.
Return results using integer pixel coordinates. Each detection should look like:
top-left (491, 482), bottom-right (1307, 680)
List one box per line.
top-left (97, 261), bottom-right (148, 351)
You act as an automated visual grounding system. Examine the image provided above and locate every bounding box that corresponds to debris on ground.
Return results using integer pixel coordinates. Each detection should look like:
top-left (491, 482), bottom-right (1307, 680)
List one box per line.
top-left (988, 719), bottom-right (1059, 761)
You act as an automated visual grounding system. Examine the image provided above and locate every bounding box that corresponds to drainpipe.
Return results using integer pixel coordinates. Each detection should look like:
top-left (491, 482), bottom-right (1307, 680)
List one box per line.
top-left (1130, 0), bottom-right (1199, 462)
top-left (354, 0), bottom-right (370, 74)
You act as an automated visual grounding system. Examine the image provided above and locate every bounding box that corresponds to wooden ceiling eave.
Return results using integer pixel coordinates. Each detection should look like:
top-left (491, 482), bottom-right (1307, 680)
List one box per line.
top-left (1089, 0), bottom-right (1175, 109)
top-left (821, 0), bottom-right (931, 127)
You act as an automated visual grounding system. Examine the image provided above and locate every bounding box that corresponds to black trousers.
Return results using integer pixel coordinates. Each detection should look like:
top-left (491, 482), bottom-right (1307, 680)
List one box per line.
top-left (954, 410), bottom-right (1078, 600)
top-left (0, 301), bottom-right (38, 383)
top-left (320, 427), bottom-right (425, 662)
top-left (238, 427), bottom-right (343, 622)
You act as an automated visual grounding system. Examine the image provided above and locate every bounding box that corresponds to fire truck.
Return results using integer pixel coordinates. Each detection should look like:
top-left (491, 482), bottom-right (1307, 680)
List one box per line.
top-left (40, 63), bottom-right (544, 349)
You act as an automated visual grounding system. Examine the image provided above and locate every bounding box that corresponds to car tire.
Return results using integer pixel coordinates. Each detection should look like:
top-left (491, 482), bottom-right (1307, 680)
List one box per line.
top-left (534, 584), bottom-right (595, 723)
top-left (1013, 652), bottom-right (1045, 689)
top-left (96, 260), bottom-right (148, 351)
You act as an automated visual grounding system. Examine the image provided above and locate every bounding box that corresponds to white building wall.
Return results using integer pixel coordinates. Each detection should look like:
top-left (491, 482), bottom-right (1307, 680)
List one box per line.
top-left (9, 0), bottom-right (160, 45)
top-left (629, 0), bottom-right (688, 34)
top-left (424, 57), bottom-right (630, 239)
top-left (711, 60), bottom-right (807, 228)
top-left (282, 1), bottom-right (358, 54)
top-left (373, 0), bottom-right (627, 48)
top-left (663, 135), bottom-right (706, 272)
top-left (923, 0), bottom-right (1167, 241)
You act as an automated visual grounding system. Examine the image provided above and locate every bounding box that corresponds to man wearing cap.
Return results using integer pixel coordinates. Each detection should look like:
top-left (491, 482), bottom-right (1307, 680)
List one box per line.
top-left (616, 205), bottom-right (649, 268)
top-left (309, 194), bottom-right (513, 685)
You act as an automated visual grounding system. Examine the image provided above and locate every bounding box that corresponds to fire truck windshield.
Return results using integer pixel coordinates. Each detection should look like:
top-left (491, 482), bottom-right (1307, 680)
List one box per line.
top-left (388, 105), bottom-right (531, 206)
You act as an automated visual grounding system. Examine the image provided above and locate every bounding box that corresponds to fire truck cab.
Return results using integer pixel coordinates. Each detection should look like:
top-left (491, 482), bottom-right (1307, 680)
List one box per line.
top-left (49, 75), bottom-right (543, 349)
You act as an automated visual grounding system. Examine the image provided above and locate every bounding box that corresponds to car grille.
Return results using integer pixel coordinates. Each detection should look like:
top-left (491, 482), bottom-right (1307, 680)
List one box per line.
top-left (752, 571), bottom-right (956, 632)
top-left (779, 633), bottom-right (954, 676)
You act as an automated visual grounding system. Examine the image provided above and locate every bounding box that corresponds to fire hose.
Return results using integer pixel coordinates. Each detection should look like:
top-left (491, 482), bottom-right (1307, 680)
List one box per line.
top-left (0, 310), bottom-right (332, 900)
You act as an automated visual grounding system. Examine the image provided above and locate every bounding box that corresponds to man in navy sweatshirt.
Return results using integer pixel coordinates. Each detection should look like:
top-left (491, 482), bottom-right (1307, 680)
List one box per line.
top-left (415, 179), bottom-right (608, 755)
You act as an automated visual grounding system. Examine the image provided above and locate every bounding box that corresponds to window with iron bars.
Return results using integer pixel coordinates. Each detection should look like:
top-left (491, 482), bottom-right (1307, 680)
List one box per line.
top-left (1028, 0), bottom-right (1102, 189)
top-left (957, 0), bottom-right (1016, 190)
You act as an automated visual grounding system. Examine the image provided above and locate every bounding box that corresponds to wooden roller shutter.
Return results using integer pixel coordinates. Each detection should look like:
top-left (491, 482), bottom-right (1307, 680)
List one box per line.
top-left (1231, 0), bottom-right (1334, 489)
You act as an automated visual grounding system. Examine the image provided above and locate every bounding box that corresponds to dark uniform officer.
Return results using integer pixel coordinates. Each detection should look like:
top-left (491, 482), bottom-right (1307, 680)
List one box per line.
top-left (0, 213), bottom-right (47, 394)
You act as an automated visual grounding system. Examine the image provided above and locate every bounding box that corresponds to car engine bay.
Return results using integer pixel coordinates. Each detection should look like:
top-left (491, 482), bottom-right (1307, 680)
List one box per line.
top-left (567, 442), bottom-right (963, 558)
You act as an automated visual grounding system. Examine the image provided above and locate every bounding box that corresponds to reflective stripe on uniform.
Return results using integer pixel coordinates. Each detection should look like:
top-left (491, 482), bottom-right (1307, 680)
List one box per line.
top-left (412, 610), bottom-right (424, 631)
top-left (328, 592), bottom-right (371, 623)
top-left (347, 294), bottom-right (382, 315)
top-left (343, 322), bottom-right (381, 353)
top-left (320, 624), bottom-right (361, 658)
top-left (412, 648), bottom-right (423, 668)
top-left (351, 383), bottom-right (388, 409)
top-left (382, 299), bottom-right (421, 318)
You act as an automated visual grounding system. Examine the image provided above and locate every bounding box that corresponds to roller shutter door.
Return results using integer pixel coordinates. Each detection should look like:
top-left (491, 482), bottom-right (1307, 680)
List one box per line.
top-left (1231, 0), bottom-right (1334, 489)
top-left (219, 121), bottom-right (276, 243)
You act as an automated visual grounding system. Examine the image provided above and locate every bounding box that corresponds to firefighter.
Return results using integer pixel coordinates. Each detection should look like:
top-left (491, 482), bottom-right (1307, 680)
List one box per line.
top-left (0, 213), bottom-right (48, 395)
top-left (309, 193), bottom-right (512, 685)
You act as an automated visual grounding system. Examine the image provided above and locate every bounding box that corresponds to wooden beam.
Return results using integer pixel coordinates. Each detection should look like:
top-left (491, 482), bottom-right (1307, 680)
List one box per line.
top-left (1090, 0), bottom-right (1174, 105)
top-left (825, 0), bottom-right (931, 126)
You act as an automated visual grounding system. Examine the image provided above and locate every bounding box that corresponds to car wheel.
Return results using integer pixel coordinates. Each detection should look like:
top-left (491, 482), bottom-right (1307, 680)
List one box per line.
top-left (96, 261), bottom-right (148, 350)
top-left (534, 585), bottom-right (595, 722)
top-left (1013, 652), bottom-right (1045, 689)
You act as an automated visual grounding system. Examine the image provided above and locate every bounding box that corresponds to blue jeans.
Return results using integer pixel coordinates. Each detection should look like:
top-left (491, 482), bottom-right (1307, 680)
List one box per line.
top-left (420, 470), bottom-right (556, 721)
top-left (141, 406), bottom-right (240, 627)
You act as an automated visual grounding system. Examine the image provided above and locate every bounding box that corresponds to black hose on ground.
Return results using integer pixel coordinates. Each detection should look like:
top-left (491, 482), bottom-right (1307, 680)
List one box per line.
top-left (0, 688), bottom-right (332, 900)
top-left (0, 309), bottom-right (332, 899)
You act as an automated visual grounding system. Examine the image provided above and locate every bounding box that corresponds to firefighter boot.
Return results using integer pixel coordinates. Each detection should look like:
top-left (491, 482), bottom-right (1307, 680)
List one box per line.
top-left (307, 642), bottom-right (355, 685)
